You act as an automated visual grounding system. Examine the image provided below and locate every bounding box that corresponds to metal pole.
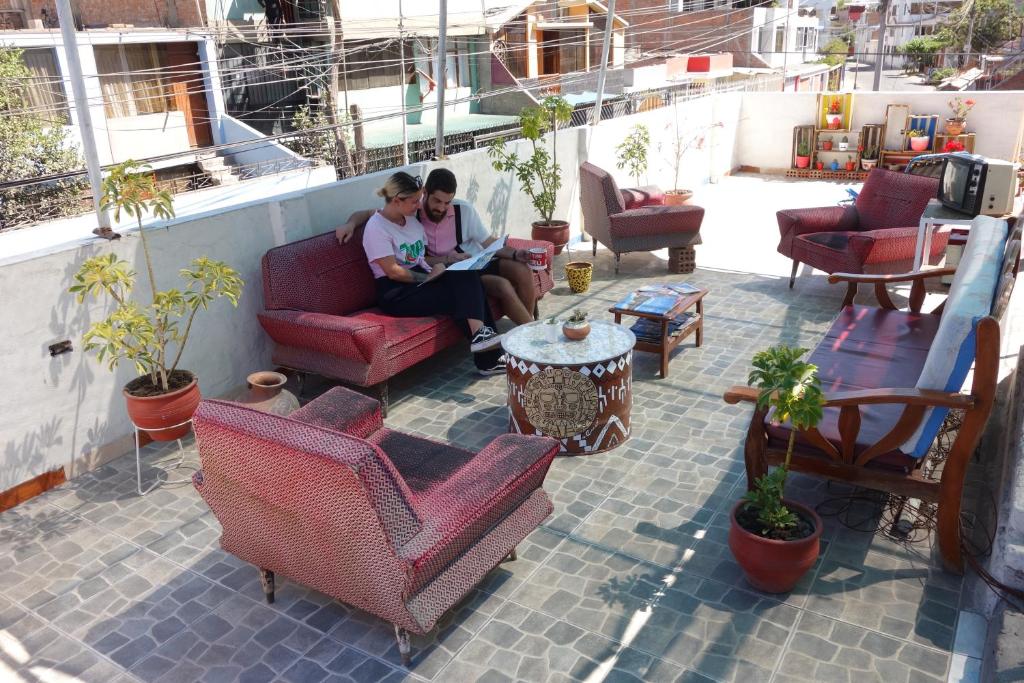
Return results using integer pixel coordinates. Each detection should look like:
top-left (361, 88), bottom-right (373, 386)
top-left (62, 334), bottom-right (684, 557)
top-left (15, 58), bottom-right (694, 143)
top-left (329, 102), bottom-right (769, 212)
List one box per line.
top-left (55, 0), bottom-right (111, 232)
top-left (398, 0), bottom-right (409, 166)
top-left (434, 0), bottom-right (447, 159)
top-left (780, 2), bottom-right (790, 92)
top-left (591, 0), bottom-right (615, 126)
top-left (872, 0), bottom-right (889, 90)
top-left (963, 0), bottom-right (976, 69)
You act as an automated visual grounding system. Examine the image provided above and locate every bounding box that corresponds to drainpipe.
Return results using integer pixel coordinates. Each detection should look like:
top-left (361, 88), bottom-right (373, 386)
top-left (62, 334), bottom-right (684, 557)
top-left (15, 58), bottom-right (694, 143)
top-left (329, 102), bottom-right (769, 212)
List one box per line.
top-left (55, 0), bottom-right (112, 234)
top-left (591, 0), bottom-right (616, 126)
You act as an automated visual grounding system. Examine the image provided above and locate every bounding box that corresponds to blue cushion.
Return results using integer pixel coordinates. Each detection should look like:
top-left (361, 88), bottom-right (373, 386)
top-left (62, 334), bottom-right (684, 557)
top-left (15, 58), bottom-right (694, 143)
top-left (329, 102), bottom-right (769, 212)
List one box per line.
top-left (903, 216), bottom-right (1008, 456)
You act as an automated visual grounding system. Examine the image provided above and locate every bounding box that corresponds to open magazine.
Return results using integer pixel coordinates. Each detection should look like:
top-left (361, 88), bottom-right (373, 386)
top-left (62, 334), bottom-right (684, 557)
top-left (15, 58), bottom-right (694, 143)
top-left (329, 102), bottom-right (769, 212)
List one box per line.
top-left (445, 236), bottom-right (507, 271)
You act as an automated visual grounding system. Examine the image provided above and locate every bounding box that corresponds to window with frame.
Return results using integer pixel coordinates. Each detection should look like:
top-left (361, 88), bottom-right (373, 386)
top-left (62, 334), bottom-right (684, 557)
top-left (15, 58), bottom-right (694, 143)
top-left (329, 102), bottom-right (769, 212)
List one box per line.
top-left (19, 48), bottom-right (70, 124)
top-left (774, 25), bottom-right (785, 54)
top-left (95, 44), bottom-right (174, 118)
top-left (343, 39), bottom-right (407, 90)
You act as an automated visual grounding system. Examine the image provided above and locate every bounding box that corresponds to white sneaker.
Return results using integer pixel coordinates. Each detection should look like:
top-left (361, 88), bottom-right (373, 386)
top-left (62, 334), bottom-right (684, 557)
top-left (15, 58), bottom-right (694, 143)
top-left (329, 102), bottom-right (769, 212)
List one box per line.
top-left (470, 326), bottom-right (503, 353)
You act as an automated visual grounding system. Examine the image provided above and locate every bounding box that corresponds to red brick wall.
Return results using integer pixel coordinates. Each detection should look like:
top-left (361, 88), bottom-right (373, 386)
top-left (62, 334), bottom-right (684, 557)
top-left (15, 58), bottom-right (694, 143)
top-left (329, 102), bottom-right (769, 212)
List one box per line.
top-left (28, 0), bottom-right (205, 29)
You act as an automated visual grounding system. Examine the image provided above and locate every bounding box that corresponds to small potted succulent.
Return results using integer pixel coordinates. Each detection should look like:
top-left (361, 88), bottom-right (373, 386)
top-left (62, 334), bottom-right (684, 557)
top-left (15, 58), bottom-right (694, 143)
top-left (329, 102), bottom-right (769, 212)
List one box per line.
top-left (729, 345), bottom-right (825, 593)
top-left (838, 135), bottom-right (849, 151)
top-left (907, 128), bottom-right (930, 152)
top-left (562, 309), bottom-right (591, 341)
top-left (543, 314), bottom-right (561, 342)
top-left (821, 136), bottom-right (833, 151)
top-left (830, 159), bottom-right (840, 171)
top-left (861, 145), bottom-right (878, 170)
top-left (815, 160), bottom-right (824, 170)
top-left (845, 156), bottom-right (857, 171)
top-left (795, 142), bottom-right (810, 169)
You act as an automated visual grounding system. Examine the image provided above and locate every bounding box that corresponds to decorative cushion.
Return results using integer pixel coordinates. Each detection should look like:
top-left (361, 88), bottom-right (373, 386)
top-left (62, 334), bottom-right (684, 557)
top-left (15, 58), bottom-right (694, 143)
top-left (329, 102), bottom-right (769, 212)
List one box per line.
top-left (903, 215), bottom-right (1009, 456)
top-left (620, 186), bottom-right (665, 210)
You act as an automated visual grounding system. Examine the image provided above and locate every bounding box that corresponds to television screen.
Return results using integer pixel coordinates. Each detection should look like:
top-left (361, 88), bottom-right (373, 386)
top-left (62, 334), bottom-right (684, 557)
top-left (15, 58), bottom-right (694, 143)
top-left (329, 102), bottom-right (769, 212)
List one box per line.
top-left (942, 159), bottom-right (970, 206)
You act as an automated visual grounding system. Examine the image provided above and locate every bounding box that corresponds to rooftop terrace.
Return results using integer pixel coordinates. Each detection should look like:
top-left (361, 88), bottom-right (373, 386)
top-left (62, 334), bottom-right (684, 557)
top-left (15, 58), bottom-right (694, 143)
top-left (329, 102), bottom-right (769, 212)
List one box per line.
top-left (4, 173), bottom-right (1017, 683)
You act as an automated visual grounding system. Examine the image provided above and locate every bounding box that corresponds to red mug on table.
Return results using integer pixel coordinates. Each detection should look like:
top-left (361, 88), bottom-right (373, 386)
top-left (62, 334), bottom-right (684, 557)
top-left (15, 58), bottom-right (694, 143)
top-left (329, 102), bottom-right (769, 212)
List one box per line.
top-left (528, 247), bottom-right (547, 271)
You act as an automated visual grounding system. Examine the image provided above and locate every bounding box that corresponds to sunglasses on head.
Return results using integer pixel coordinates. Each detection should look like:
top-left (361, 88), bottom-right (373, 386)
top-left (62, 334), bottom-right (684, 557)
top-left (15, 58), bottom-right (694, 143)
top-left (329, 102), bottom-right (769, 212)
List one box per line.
top-left (397, 174), bottom-right (423, 199)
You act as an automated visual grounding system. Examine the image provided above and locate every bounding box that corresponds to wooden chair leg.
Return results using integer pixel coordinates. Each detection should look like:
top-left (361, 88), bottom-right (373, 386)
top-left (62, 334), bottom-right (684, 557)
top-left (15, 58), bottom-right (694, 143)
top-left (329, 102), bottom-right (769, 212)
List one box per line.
top-left (789, 260), bottom-right (799, 289)
top-left (614, 253), bottom-right (621, 274)
top-left (394, 625), bottom-right (411, 666)
top-left (258, 568), bottom-right (275, 603)
top-left (743, 407), bottom-right (770, 490)
top-left (592, 239), bottom-right (597, 257)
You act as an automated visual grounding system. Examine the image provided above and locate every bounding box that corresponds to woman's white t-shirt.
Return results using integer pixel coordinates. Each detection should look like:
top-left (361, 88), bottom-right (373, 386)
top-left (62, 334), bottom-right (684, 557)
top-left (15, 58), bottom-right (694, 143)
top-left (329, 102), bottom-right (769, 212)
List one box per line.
top-left (362, 211), bottom-right (432, 279)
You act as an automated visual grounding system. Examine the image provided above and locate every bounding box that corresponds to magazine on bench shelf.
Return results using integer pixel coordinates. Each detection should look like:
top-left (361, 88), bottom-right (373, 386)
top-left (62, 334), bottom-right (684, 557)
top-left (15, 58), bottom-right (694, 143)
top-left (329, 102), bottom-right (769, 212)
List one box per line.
top-left (613, 283), bottom-right (701, 316)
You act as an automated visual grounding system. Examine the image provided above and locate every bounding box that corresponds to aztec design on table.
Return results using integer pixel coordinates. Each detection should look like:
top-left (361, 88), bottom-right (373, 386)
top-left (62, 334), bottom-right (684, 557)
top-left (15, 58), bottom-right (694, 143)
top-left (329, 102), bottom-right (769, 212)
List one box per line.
top-left (523, 368), bottom-right (599, 438)
top-left (506, 350), bottom-right (632, 454)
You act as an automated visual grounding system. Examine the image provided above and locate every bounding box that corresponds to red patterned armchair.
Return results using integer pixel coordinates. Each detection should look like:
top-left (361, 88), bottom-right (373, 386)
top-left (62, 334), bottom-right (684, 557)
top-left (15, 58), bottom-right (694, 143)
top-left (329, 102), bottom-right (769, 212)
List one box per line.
top-left (257, 227), bottom-right (554, 411)
top-left (778, 169), bottom-right (944, 288)
top-left (579, 162), bottom-right (703, 274)
top-left (192, 386), bottom-right (559, 665)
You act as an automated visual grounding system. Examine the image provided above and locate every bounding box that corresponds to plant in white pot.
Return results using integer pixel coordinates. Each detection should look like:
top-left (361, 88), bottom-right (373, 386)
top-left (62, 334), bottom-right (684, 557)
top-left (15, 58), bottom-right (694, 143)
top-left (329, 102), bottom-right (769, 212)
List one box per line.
top-left (615, 124), bottom-right (651, 186)
top-left (488, 96), bottom-right (574, 253)
top-left (70, 161), bottom-right (244, 440)
top-left (728, 345), bottom-right (825, 593)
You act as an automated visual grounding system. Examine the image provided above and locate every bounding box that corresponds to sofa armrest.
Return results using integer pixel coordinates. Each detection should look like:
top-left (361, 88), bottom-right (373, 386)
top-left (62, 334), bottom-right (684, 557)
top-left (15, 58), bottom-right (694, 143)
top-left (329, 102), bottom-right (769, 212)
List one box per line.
top-left (507, 237), bottom-right (554, 273)
top-left (289, 386), bottom-right (383, 438)
top-left (827, 268), bottom-right (958, 285)
top-left (777, 206), bottom-right (859, 240)
top-left (258, 309), bottom-right (383, 363)
top-left (397, 434), bottom-right (558, 560)
top-left (608, 205), bottom-right (704, 239)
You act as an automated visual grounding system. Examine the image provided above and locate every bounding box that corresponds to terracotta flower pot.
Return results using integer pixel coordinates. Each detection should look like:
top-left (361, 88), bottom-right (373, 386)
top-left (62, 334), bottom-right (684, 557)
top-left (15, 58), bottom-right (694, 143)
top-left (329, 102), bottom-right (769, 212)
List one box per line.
top-left (531, 220), bottom-right (570, 255)
top-left (562, 321), bottom-right (591, 340)
top-left (910, 136), bottom-right (930, 152)
top-left (241, 371), bottom-right (300, 416)
top-left (795, 156), bottom-right (810, 169)
top-left (815, 161), bottom-right (824, 170)
top-left (845, 161), bottom-right (856, 171)
top-left (728, 499), bottom-right (823, 593)
top-left (664, 189), bottom-right (693, 205)
top-left (822, 140), bottom-right (833, 151)
top-left (861, 159), bottom-right (877, 170)
top-left (124, 370), bottom-right (201, 441)
top-left (945, 118), bottom-right (965, 136)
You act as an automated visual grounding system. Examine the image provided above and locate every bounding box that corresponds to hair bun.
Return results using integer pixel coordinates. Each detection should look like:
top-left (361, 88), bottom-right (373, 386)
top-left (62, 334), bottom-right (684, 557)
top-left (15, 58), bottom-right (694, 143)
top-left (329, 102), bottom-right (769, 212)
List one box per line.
top-left (376, 187), bottom-right (388, 198)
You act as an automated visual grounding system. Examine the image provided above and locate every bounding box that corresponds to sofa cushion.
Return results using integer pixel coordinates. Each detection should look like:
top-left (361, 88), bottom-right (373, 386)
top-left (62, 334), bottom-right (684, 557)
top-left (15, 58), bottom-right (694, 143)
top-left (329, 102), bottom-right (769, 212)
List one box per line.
top-left (621, 186), bottom-right (665, 210)
top-left (904, 215), bottom-right (1009, 456)
top-left (262, 229), bottom-right (377, 316)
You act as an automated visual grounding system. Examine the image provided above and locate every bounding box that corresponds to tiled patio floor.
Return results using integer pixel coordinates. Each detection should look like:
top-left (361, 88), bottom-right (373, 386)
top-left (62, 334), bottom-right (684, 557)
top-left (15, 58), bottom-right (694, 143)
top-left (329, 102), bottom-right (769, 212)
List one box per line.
top-left (1, 176), bottom-right (979, 682)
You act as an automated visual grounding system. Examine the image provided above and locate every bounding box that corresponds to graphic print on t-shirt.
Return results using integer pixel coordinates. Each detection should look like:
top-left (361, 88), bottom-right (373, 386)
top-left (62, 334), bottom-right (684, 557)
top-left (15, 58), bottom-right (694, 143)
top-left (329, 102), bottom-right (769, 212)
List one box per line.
top-left (399, 240), bottom-right (424, 265)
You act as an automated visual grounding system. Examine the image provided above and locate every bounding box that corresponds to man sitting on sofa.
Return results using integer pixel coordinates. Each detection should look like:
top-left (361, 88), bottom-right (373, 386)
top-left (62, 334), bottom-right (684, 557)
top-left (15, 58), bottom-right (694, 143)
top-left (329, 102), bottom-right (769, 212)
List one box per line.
top-left (335, 169), bottom-right (537, 325)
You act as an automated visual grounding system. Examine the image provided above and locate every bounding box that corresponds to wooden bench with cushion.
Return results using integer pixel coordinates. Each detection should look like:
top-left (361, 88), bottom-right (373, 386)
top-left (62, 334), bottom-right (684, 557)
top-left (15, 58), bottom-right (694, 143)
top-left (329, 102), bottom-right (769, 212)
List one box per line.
top-left (726, 214), bottom-right (1021, 572)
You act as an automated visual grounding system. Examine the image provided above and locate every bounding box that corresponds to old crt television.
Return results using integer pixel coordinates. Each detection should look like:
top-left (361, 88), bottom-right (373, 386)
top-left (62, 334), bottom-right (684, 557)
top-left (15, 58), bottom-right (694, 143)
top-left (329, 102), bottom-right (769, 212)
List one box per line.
top-left (939, 153), bottom-right (1017, 216)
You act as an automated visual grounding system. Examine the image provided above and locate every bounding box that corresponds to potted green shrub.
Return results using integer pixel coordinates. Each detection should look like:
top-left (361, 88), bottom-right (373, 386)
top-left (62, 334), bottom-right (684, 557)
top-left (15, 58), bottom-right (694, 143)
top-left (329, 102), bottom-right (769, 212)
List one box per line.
top-left (488, 96), bottom-right (573, 253)
top-left (861, 145), bottom-right (878, 170)
top-left (70, 161), bottom-right (244, 440)
top-left (728, 345), bottom-right (825, 593)
top-left (561, 309), bottom-right (590, 341)
top-left (615, 124), bottom-right (650, 186)
top-left (907, 128), bottom-right (930, 152)
top-left (795, 141), bottom-right (810, 169)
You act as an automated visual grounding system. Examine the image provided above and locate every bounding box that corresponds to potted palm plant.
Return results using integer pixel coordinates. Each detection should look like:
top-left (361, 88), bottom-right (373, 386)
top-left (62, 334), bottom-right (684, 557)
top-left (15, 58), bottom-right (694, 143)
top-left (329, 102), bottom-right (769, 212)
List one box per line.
top-left (70, 161), bottom-right (244, 440)
top-left (616, 124), bottom-right (650, 186)
top-left (728, 345), bottom-right (825, 593)
top-left (488, 96), bottom-right (573, 253)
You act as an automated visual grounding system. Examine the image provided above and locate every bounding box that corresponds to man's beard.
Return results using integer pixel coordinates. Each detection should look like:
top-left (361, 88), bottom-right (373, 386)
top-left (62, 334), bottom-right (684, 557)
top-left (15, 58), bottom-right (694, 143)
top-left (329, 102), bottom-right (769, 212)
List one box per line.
top-left (424, 208), bottom-right (445, 223)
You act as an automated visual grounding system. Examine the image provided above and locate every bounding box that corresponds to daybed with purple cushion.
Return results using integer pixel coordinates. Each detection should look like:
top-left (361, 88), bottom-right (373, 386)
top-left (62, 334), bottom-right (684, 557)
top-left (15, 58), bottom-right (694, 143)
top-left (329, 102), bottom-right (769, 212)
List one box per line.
top-left (193, 386), bottom-right (559, 665)
top-left (257, 226), bottom-right (554, 411)
top-left (727, 215), bottom-right (1021, 572)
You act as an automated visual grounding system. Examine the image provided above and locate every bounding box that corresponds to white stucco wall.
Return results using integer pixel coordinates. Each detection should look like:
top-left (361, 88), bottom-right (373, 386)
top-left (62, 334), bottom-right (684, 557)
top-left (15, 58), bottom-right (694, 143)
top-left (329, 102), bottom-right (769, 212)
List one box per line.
top-left (105, 112), bottom-right (193, 162)
top-left (734, 91), bottom-right (1024, 171)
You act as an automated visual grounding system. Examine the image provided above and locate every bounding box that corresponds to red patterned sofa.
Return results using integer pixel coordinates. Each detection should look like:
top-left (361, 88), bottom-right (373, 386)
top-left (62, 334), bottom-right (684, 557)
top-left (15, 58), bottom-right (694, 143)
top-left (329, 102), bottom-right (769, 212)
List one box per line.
top-left (258, 227), bottom-right (554, 411)
top-left (778, 168), bottom-right (943, 288)
top-left (192, 386), bottom-right (559, 665)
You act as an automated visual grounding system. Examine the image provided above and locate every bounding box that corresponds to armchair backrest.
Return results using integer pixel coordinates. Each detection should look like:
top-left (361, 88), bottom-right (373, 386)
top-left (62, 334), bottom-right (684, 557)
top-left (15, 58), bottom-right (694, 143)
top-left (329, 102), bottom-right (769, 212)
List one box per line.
top-left (194, 400), bottom-right (423, 555)
top-left (580, 162), bottom-right (625, 246)
top-left (855, 168), bottom-right (939, 231)
top-left (262, 227), bottom-right (377, 315)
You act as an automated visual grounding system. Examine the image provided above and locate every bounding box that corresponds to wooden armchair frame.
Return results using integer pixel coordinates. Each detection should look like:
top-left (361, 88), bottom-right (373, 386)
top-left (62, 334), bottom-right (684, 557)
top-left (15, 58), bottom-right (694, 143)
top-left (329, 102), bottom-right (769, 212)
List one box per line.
top-left (725, 260), bottom-right (1014, 573)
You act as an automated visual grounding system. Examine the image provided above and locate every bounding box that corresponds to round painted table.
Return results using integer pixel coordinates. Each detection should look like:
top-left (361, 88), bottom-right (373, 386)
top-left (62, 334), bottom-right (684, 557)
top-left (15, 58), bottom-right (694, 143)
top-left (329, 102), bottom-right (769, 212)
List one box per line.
top-left (502, 320), bottom-right (635, 455)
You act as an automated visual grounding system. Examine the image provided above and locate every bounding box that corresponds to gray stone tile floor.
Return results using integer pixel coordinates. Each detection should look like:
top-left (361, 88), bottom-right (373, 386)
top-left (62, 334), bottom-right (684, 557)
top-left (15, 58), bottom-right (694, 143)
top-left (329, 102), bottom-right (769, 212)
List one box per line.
top-left (2, 246), bottom-right (971, 682)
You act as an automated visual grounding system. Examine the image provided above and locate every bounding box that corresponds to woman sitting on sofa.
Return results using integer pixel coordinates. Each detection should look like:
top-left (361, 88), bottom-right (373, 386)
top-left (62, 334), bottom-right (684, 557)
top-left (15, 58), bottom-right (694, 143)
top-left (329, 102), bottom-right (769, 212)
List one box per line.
top-left (361, 171), bottom-right (505, 368)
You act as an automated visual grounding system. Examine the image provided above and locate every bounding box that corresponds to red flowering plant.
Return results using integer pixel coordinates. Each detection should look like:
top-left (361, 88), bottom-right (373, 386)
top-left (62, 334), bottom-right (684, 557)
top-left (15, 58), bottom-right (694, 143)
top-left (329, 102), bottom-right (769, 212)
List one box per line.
top-left (944, 140), bottom-right (966, 153)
